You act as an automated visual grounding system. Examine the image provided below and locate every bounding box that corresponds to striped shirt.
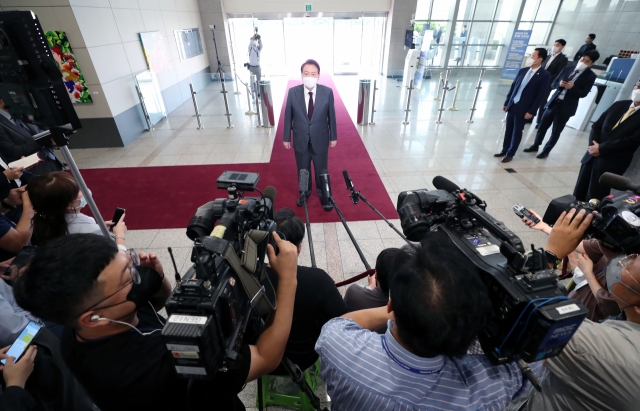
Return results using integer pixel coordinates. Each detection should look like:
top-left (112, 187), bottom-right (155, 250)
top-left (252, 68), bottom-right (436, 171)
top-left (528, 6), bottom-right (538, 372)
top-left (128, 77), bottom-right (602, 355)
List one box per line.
top-left (316, 318), bottom-right (534, 411)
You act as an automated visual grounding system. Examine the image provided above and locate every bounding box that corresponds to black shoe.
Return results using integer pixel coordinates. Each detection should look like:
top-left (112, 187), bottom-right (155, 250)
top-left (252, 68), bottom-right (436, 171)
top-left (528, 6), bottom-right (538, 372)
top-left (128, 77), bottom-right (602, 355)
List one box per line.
top-left (296, 197), bottom-right (304, 207)
top-left (501, 156), bottom-right (513, 163)
top-left (536, 152), bottom-right (549, 159)
top-left (523, 145), bottom-right (539, 153)
top-left (494, 151), bottom-right (507, 157)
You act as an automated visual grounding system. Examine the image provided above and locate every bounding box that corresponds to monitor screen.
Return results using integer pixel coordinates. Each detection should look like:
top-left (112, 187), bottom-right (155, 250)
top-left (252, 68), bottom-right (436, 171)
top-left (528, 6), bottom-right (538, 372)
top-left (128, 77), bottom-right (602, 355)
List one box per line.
top-left (405, 30), bottom-right (414, 49)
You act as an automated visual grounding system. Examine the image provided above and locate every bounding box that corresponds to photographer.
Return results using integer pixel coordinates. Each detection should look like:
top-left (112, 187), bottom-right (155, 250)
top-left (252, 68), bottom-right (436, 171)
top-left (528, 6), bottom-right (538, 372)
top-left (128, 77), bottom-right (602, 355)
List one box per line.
top-left (247, 33), bottom-right (262, 97)
top-left (13, 232), bottom-right (299, 411)
top-left (316, 231), bottom-right (540, 410)
top-left (521, 209), bottom-right (620, 322)
top-left (509, 208), bottom-right (640, 410)
top-left (265, 208), bottom-right (346, 372)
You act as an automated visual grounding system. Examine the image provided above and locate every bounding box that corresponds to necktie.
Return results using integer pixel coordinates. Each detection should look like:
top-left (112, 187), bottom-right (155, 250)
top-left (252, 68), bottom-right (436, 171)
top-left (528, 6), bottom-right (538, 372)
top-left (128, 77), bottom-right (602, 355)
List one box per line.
top-left (308, 92), bottom-right (314, 120)
top-left (567, 70), bottom-right (579, 82)
top-left (513, 70), bottom-right (533, 104)
top-left (11, 118), bottom-right (33, 137)
top-left (613, 107), bottom-right (636, 130)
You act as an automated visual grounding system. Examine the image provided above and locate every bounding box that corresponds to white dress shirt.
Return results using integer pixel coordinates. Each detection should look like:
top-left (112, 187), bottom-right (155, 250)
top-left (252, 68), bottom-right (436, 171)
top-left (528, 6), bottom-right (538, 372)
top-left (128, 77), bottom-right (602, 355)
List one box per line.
top-left (303, 84), bottom-right (317, 116)
top-left (545, 52), bottom-right (560, 69)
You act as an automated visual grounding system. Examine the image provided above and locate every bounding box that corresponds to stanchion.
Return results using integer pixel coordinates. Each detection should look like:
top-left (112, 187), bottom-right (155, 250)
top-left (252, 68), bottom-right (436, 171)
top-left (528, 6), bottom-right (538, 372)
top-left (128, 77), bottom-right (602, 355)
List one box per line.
top-left (189, 83), bottom-right (203, 129)
top-left (448, 80), bottom-right (460, 111)
top-left (433, 72), bottom-right (443, 100)
top-left (436, 70), bottom-right (452, 124)
top-left (220, 78), bottom-right (233, 129)
top-left (369, 80), bottom-right (378, 125)
top-left (402, 79), bottom-right (413, 125)
top-left (244, 81), bottom-right (255, 115)
top-left (135, 85), bottom-right (153, 131)
top-left (232, 64), bottom-right (241, 95)
top-left (253, 75), bottom-right (262, 127)
top-left (467, 69), bottom-right (485, 124)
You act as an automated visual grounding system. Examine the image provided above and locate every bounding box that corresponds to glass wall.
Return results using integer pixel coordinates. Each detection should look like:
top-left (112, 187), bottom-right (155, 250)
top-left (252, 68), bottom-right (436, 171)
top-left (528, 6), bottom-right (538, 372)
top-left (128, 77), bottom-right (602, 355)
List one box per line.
top-left (414, 0), bottom-right (560, 69)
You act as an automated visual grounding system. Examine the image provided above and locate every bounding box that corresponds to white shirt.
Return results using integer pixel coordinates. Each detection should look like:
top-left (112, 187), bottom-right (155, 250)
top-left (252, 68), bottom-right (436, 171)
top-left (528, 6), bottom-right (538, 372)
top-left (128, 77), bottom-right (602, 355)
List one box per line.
top-left (545, 52), bottom-right (561, 69)
top-left (0, 109), bottom-right (11, 122)
top-left (626, 102), bottom-right (640, 116)
top-left (304, 85), bottom-right (317, 116)
top-left (248, 39), bottom-right (262, 66)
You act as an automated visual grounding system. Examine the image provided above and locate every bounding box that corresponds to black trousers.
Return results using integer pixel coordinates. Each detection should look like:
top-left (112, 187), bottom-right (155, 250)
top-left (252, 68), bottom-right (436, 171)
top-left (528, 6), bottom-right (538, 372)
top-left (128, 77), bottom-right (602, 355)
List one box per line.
top-left (533, 100), bottom-right (571, 154)
top-left (503, 104), bottom-right (528, 156)
top-left (295, 142), bottom-right (328, 195)
top-left (574, 157), bottom-right (631, 202)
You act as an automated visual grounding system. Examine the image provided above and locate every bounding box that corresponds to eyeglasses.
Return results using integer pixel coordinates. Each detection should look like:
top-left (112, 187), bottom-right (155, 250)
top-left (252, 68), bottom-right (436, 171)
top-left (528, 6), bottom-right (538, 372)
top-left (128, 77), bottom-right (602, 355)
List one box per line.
top-left (127, 249), bottom-right (141, 284)
top-left (617, 254), bottom-right (638, 270)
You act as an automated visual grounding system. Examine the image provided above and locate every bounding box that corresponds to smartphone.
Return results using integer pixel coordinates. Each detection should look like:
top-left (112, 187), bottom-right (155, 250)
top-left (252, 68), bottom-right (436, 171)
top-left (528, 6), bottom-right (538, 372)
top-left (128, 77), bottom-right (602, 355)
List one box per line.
top-left (1, 321), bottom-right (42, 365)
top-left (110, 207), bottom-right (125, 232)
top-left (4, 246), bottom-right (37, 279)
top-left (512, 204), bottom-right (540, 225)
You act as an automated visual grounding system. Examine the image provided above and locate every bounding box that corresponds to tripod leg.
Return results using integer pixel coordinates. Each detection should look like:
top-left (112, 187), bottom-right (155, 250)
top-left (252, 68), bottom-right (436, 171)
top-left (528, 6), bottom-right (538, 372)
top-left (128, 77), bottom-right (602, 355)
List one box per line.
top-left (257, 376), bottom-right (264, 411)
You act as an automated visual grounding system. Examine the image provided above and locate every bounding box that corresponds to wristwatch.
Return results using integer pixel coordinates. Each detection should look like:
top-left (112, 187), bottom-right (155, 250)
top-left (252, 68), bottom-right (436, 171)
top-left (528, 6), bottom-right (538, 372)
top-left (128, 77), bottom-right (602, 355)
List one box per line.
top-left (544, 249), bottom-right (559, 268)
top-left (1, 199), bottom-right (15, 210)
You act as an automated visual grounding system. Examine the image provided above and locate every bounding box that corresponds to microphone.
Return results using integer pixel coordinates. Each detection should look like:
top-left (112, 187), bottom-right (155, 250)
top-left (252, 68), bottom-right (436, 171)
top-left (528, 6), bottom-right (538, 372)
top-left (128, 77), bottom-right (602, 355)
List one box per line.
top-left (599, 172), bottom-right (640, 193)
top-left (343, 170), bottom-right (359, 204)
top-left (263, 186), bottom-right (276, 219)
top-left (299, 169), bottom-right (310, 197)
top-left (432, 176), bottom-right (461, 193)
top-left (319, 169), bottom-right (333, 212)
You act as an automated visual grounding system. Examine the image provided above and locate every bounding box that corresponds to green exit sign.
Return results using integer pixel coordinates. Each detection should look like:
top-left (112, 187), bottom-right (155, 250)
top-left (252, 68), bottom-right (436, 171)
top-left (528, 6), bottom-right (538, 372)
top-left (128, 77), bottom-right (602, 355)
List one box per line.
top-left (305, 4), bottom-right (312, 12)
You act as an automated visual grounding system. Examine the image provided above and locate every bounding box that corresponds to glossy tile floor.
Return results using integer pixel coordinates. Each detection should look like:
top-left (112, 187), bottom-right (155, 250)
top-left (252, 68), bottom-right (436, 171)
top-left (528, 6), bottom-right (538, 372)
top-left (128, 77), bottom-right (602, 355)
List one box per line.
top-left (70, 70), bottom-right (587, 409)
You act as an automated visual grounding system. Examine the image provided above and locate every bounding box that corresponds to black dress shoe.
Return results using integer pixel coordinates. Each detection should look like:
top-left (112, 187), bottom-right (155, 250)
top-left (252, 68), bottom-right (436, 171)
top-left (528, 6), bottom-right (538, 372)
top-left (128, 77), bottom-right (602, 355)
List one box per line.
top-left (523, 145), bottom-right (539, 153)
top-left (493, 152), bottom-right (507, 157)
top-left (501, 156), bottom-right (513, 163)
top-left (536, 152), bottom-right (549, 159)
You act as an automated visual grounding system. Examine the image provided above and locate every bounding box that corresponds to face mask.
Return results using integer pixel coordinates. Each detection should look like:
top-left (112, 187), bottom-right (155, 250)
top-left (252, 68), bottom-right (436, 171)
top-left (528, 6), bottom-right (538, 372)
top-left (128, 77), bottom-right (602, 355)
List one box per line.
top-left (576, 62), bottom-right (588, 71)
top-left (525, 57), bottom-right (535, 67)
top-left (632, 89), bottom-right (640, 103)
top-left (303, 76), bottom-right (318, 89)
top-left (605, 255), bottom-right (640, 309)
top-left (71, 189), bottom-right (91, 211)
top-left (552, 46), bottom-right (560, 54)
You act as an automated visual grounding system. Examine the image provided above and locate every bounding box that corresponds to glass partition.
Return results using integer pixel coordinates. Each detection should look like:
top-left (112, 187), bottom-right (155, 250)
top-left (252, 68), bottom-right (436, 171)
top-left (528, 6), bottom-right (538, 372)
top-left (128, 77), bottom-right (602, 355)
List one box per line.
top-left (134, 70), bottom-right (167, 127)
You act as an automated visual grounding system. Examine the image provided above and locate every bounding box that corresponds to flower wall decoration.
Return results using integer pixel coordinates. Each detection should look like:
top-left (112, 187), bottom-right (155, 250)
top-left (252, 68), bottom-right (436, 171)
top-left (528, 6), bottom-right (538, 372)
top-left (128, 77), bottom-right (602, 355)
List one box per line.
top-left (45, 30), bottom-right (93, 104)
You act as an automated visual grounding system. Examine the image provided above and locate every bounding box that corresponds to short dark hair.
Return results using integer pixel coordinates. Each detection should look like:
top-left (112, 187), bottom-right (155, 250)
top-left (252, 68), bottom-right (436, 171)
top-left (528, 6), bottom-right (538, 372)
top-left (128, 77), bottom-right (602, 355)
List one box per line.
top-left (390, 231), bottom-right (492, 358)
top-left (375, 248), bottom-right (403, 295)
top-left (13, 234), bottom-right (118, 327)
top-left (583, 50), bottom-right (600, 63)
top-left (273, 208), bottom-right (305, 247)
top-left (555, 39), bottom-right (566, 46)
top-left (533, 47), bottom-right (548, 61)
top-left (588, 33), bottom-right (596, 40)
top-left (301, 59), bottom-right (320, 74)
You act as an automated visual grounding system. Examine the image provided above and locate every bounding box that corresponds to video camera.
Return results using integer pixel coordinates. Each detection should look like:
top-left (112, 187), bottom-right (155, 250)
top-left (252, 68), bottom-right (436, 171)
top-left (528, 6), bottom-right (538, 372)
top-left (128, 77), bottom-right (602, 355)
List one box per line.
top-left (162, 171), bottom-right (278, 380)
top-left (397, 176), bottom-right (588, 365)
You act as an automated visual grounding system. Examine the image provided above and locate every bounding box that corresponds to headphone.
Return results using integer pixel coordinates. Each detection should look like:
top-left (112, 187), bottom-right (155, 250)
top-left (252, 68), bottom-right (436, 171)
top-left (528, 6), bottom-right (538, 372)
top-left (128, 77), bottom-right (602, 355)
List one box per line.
top-left (89, 302), bottom-right (165, 336)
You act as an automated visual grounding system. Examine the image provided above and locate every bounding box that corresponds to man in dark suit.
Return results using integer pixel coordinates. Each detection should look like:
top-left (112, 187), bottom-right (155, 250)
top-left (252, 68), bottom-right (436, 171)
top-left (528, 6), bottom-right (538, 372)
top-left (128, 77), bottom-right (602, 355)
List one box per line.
top-left (574, 33), bottom-right (596, 62)
top-left (283, 59), bottom-right (337, 207)
top-left (495, 48), bottom-right (551, 163)
top-left (535, 39), bottom-right (569, 125)
top-left (0, 99), bottom-right (64, 180)
top-left (574, 81), bottom-right (640, 201)
top-left (525, 50), bottom-right (599, 158)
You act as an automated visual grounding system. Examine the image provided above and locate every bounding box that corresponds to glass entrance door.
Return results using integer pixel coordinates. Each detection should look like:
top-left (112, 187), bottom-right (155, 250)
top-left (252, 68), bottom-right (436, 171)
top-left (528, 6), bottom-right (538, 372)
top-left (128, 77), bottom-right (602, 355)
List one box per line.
top-left (333, 18), bottom-right (362, 74)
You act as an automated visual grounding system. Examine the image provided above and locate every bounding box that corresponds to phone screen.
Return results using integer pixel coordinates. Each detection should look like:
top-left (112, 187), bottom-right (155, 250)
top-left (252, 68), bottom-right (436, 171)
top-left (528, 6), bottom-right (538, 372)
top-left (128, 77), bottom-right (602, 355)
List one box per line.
top-left (1, 321), bottom-right (41, 364)
top-left (110, 208), bottom-right (125, 232)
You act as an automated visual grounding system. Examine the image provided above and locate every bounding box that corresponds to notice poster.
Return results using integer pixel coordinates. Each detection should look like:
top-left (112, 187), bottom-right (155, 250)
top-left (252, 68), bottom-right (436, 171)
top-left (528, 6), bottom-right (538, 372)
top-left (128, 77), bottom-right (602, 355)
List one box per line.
top-left (500, 30), bottom-right (532, 80)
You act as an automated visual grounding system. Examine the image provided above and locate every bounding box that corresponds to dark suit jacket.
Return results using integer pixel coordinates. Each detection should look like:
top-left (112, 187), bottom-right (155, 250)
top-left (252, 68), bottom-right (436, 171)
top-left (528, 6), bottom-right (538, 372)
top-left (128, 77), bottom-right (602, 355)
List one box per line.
top-left (574, 42), bottom-right (596, 61)
top-left (0, 115), bottom-right (41, 162)
top-left (504, 67), bottom-right (551, 115)
top-left (283, 84), bottom-right (337, 155)
top-left (546, 66), bottom-right (597, 117)
top-left (581, 100), bottom-right (640, 167)
top-left (543, 53), bottom-right (568, 82)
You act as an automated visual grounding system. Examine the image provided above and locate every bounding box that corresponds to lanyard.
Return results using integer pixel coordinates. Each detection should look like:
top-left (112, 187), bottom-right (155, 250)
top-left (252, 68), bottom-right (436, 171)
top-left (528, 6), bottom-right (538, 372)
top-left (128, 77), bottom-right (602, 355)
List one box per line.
top-left (380, 335), bottom-right (442, 375)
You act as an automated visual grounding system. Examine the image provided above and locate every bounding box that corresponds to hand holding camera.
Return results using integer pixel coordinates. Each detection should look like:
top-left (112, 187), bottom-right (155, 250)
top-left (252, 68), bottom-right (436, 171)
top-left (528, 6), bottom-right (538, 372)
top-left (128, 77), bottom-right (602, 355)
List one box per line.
top-left (545, 208), bottom-right (594, 260)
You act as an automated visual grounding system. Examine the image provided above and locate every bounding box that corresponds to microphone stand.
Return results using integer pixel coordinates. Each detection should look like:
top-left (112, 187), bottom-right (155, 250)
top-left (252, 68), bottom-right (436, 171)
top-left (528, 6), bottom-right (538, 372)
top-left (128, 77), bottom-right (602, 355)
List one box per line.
top-left (349, 189), bottom-right (411, 245)
top-left (329, 197), bottom-right (371, 270)
top-left (300, 192), bottom-right (317, 268)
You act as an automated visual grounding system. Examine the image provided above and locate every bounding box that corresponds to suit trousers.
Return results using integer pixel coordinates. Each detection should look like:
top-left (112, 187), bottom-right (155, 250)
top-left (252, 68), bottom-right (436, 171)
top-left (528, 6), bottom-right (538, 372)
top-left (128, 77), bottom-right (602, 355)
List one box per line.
top-left (533, 100), bottom-right (571, 154)
top-left (574, 156), bottom-right (632, 202)
top-left (295, 142), bottom-right (328, 195)
top-left (536, 88), bottom-right (552, 123)
top-left (503, 104), bottom-right (529, 156)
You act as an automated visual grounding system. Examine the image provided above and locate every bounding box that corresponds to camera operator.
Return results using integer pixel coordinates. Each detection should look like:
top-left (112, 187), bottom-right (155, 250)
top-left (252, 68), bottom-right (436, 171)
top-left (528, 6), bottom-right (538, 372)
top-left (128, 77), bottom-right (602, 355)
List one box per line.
top-left (508, 208), bottom-right (640, 410)
top-left (265, 208), bottom-right (346, 372)
top-left (520, 209), bottom-right (620, 322)
top-left (247, 33), bottom-right (262, 97)
top-left (316, 231), bottom-right (541, 410)
top-left (12, 232), bottom-right (299, 411)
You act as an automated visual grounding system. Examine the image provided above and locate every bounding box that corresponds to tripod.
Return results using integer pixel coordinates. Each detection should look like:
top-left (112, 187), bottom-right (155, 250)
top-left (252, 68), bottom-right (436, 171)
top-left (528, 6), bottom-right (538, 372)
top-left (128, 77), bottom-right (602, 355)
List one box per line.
top-left (300, 194), bottom-right (317, 268)
top-left (210, 25), bottom-right (225, 81)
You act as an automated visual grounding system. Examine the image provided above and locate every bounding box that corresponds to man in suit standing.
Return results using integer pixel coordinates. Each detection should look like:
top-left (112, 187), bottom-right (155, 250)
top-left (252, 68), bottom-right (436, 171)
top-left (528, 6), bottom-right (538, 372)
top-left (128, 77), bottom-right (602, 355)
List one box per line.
top-left (283, 59), bottom-right (337, 206)
top-left (574, 80), bottom-right (640, 201)
top-left (535, 39), bottom-right (569, 126)
top-left (574, 33), bottom-right (596, 62)
top-left (0, 99), bottom-right (64, 181)
top-left (495, 48), bottom-right (551, 163)
top-left (525, 50), bottom-right (599, 158)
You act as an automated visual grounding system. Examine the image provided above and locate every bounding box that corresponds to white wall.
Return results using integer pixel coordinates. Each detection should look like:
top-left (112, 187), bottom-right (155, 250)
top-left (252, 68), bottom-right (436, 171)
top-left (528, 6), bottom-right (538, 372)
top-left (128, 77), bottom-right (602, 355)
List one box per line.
top-left (0, 0), bottom-right (210, 120)
top-left (221, 0), bottom-right (392, 13)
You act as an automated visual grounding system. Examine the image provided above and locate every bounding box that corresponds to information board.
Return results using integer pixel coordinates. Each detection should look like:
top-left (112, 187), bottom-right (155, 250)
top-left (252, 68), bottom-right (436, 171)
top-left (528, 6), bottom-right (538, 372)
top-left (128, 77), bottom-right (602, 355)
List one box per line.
top-left (500, 30), bottom-right (532, 80)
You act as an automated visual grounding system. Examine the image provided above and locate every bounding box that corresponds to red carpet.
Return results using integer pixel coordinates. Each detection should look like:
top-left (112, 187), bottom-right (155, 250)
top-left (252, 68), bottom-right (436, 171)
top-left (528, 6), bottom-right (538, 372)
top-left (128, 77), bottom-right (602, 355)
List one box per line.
top-left (80, 76), bottom-right (397, 229)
